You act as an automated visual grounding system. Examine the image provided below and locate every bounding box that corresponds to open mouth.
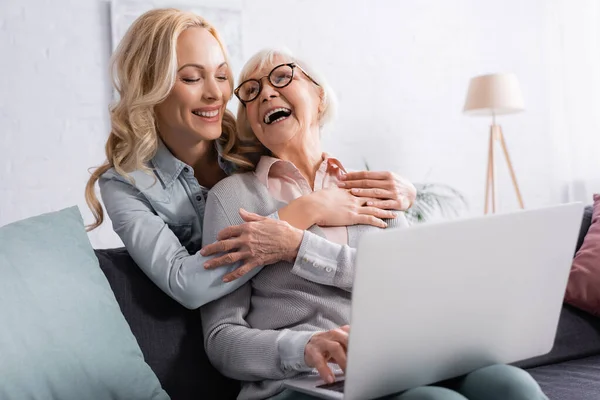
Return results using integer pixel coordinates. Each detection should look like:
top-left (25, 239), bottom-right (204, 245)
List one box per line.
top-left (263, 107), bottom-right (292, 125)
top-left (192, 109), bottom-right (220, 119)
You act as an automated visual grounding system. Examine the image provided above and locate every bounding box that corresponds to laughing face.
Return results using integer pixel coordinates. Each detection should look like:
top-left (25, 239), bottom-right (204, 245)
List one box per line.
top-left (244, 56), bottom-right (322, 151)
top-left (155, 27), bottom-right (232, 145)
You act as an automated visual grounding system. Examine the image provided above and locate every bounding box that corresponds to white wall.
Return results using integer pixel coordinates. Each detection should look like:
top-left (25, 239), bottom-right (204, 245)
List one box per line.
top-left (1, 0), bottom-right (598, 248)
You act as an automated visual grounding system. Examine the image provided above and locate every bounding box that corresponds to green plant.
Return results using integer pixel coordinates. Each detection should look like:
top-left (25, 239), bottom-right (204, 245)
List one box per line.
top-left (405, 183), bottom-right (468, 224)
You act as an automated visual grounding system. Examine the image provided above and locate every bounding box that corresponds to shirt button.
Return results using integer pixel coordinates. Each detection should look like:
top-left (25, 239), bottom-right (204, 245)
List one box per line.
top-left (183, 167), bottom-right (190, 173)
top-left (195, 194), bottom-right (202, 201)
top-left (325, 267), bottom-right (333, 273)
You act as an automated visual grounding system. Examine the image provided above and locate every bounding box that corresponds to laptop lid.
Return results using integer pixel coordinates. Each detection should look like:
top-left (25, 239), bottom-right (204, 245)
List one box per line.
top-left (343, 203), bottom-right (583, 400)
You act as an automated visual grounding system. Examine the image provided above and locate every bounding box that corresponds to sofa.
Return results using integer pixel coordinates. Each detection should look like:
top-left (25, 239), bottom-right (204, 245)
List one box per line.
top-left (94, 206), bottom-right (600, 400)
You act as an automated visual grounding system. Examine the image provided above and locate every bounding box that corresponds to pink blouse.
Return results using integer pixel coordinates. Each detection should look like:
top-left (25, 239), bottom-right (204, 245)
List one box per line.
top-left (254, 154), bottom-right (349, 245)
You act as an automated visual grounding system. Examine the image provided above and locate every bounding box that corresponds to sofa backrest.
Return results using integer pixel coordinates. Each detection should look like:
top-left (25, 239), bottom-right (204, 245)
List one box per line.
top-left (95, 248), bottom-right (240, 400)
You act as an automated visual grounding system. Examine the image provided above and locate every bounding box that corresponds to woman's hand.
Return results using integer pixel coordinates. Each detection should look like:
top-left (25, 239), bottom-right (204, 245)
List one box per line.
top-left (308, 187), bottom-right (396, 228)
top-left (305, 325), bottom-right (350, 384)
top-left (338, 170), bottom-right (417, 211)
top-left (200, 209), bottom-right (303, 282)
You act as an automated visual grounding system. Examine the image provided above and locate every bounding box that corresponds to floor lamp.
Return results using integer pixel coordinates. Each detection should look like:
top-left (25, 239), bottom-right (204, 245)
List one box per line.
top-left (463, 73), bottom-right (525, 214)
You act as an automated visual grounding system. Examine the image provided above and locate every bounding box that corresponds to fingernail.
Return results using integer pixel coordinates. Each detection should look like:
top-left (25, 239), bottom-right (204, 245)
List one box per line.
top-left (223, 277), bottom-right (231, 283)
top-left (350, 188), bottom-right (359, 193)
top-left (204, 264), bottom-right (211, 269)
top-left (199, 249), bottom-right (206, 256)
top-left (367, 201), bottom-right (373, 206)
top-left (327, 375), bottom-right (334, 384)
top-left (337, 182), bottom-right (346, 187)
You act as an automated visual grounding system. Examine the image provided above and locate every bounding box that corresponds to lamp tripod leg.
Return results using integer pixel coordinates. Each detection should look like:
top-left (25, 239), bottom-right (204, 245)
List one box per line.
top-left (498, 126), bottom-right (525, 209)
top-left (484, 127), bottom-right (495, 214)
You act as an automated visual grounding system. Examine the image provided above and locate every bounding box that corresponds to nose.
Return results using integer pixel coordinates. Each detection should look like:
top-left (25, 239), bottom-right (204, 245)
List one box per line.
top-left (203, 76), bottom-right (222, 102)
top-left (258, 77), bottom-right (279, 103)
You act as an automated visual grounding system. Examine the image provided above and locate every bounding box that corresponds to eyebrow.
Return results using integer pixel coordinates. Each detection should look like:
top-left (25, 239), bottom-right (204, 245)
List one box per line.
top-left (177, 62), bottom-right (228, 72)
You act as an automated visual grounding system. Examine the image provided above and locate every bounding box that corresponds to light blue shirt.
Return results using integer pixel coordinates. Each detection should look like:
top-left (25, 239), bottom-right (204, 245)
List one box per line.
top-left (99, 139), bottom-right (351, 309)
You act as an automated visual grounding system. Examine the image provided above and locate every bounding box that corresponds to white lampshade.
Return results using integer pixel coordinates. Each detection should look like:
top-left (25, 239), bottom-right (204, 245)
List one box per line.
top-left (463, 73), bottom-right (525, 116)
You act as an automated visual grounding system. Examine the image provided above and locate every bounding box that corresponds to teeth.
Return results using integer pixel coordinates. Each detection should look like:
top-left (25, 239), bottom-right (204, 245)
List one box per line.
top-left (194, 109), bottom-right (219, 118)
top-left (263, 107), bottom-right (291, 124)
top-left (271, 116), bottom-right (287, 124)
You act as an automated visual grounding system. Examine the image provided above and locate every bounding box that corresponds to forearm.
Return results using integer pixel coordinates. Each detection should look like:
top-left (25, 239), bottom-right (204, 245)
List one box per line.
top-left (203, 324), bottom-right (315, 381)
top-left (114, 216), bottom-right (255, 309)
top-left (201, 285), bottom-right (316, 381)
top-left (278, 196), bottom-right (318, 230)
top-left (101, 175), bottom-right (256, 310)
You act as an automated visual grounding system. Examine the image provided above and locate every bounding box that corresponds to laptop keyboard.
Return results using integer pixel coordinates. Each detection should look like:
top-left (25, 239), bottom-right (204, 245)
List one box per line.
top-left (317, 379), bottom-right (345, 393)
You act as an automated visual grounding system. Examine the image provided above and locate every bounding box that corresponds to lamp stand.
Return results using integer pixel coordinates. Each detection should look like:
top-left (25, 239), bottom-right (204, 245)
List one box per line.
top-left (484, 124), bottom-right (524, 214)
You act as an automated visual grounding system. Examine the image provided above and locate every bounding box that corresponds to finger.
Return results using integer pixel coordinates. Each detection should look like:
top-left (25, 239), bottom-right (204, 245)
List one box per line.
top-left (239, 208), bottom-right (265, 222)
top-left (365, 199), bottom-right (404, 211)
top-left (349, 188), bottom-right (396, 199)
top-left (200, 238), bottom-right (241, 256)
top-left (358, 206), bottom-right (397, 220)
top-left (342, 171), bottom-right (393, 181)
top-left (355, 214), bottom-right (387, 229)
top-left (340, 325), bottom-right (350, 333)
top-left (223, 261), bottom-right (258, 282)
top-left (312, 353), bottom-right (335, 384)
top-left (204, 251), bottom-right (250, 269)
top-left (325, 341), bottom-right (348, 372)
top-left (216, 225), bottom-right (245, 241)
top-left (326, 329), bottom-right (350, 350)
top-left (339, 179), bottom-right (394, 190)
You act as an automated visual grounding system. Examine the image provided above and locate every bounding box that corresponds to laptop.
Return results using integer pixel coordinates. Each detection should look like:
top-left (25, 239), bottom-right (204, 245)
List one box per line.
top-left (284, 203), bottom-right (583, 400)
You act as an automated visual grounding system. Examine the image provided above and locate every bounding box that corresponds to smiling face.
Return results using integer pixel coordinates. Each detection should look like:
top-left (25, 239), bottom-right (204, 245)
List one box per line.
top-left (155, 27), bottom-right (232, 145)
top-left (244, 56), bottom-right (323, 151)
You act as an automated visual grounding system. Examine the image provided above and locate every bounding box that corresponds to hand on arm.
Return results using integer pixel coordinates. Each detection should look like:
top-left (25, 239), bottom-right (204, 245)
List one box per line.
top-left (338, 170), bottom-right (417, 211)
top-left (279, 187), bottom-right (397, 229)
top-left (201, 208), bottom-right (303, 282)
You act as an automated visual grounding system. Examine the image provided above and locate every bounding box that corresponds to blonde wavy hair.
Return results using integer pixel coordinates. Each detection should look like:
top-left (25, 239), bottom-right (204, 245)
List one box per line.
top-left (223, 48), bottom-right (338, 171)
top-left (85, 8), bottom-right (249, 231)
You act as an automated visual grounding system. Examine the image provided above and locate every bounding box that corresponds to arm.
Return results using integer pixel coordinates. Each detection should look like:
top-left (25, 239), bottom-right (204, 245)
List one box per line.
top-left (201, 191), bottom-right (317, 381)
top-left (202, 178), bottom-right (407, 288)
top-left (99, 175), bottom-right (259, 310)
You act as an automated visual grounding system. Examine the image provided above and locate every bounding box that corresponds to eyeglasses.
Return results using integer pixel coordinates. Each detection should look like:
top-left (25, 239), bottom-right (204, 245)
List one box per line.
top-left (234, 63), bottom-right (320, 105)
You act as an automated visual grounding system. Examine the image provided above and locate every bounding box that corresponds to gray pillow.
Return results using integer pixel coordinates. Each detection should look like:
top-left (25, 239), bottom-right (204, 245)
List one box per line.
top-left (0, 206), bottom-right (169, 400)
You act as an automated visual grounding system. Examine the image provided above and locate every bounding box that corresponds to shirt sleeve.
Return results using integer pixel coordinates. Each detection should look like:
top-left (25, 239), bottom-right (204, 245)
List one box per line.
top-left (291, 212), bottom-right (410, 291)
top-left (99, 174), bottom-right (259, 310)
top-left (201, 190), bottom-right (316, 381)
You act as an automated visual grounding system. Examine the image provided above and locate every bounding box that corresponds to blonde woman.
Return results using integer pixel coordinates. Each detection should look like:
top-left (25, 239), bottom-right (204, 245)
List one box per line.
top-left (85, 8), bottom-right (416, 310)
top-left (200, 49), bottom-right (549, 400)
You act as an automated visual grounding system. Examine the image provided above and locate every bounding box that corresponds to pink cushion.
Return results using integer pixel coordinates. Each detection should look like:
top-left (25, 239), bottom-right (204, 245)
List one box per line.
top-left (565, 194), bottom-right (600, 316)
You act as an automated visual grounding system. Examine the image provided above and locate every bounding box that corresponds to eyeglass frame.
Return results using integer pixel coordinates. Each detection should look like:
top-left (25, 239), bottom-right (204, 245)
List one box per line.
top-left (234, 62), bottom-right (320, 106)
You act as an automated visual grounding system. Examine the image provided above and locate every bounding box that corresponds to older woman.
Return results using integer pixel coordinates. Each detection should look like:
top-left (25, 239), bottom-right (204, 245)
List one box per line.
top-left (200, 49), bottom-right (549, 400)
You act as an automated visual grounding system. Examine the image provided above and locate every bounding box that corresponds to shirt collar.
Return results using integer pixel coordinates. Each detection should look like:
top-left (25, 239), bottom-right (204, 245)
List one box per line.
top-left (150, 139), bottom-right (187, 188)
top-left (254, 153), bottom-right (347, 188)
top-left (150, 138), bottom-right (236, 188)
top-left (254, 155), bottom-right (282, 189)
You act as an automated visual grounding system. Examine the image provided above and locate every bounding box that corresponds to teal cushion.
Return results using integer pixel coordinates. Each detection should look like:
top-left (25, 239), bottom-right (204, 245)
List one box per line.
top-left (0, 207), bottom-right (169, 400)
